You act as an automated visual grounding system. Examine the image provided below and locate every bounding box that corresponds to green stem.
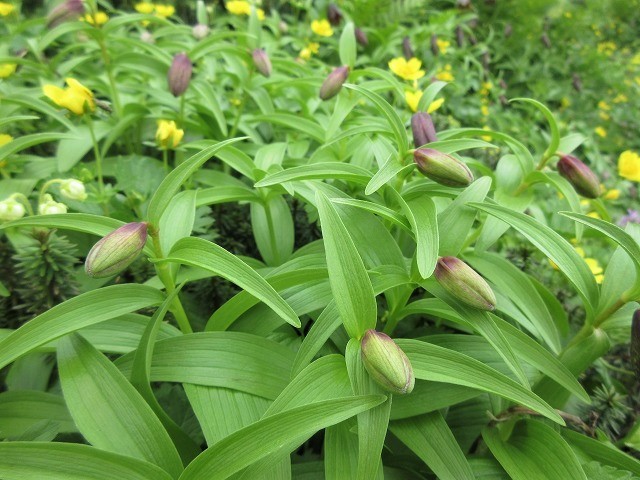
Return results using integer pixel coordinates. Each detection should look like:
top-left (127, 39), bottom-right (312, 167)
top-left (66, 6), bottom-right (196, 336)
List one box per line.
top-left (38, 179), bottom-right (63, 204)
top-left (96, 33), bottom-right (122, 117)
top-left (162, 148), bottom-right (169, 172)
top-left (179, 94), bottom-right (186, 126)
top-left (86, 116), bottom-right (104, 195)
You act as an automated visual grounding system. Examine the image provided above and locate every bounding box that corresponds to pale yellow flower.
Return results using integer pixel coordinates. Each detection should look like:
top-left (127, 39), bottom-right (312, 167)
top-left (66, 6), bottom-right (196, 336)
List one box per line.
top-left (43, 78), bottom-right (95, 115)
top-left (481, 125), bottom-right (492, 142)
top-left (613, 93), bottom-right (628, 103)
top-left (0, 134), bottom-right (13, 147)
top-left (154, 4), bottom-right (175, 17)
top-left (479, 82), bottom-right (492, 96)
top-left (299, 42), bottom-right (319, 61)
top-left (226, 1), bottom-right (251, 15)
top-left (156, 120), bottom-right (184, 149)
top-left (594, 126), bottom-right (607, 138)
top-left (584, 257), bottom-right (604, 283)
top-left (598, 100), bottom-right (611, 111)
top-left (599, 111), bottom-right (610, 121)
top-left (603, 188), bottom-right (620, 200)
top-left (0, 2), bottom-right (14, 16)
top-left (388, 57), bottom-right (425, 81)
top-left (311, 19), bottom-right (333, 37)
top-left (83, 11), bottom-right (109, 26)
top-left (618, 150), bottom-right (640, 181)
top-left (435, 64), bottom-right (454, 82)
top-left (436, 39), bottom-right (450, 55)
top-left (135, 2), bottom-right (154, 13)
top-left (428, 97), bottom-right (444, 114)
top-left (0, 63), bottom-right (17, 78)
top-left (481, 104), bottom-right (489, 117)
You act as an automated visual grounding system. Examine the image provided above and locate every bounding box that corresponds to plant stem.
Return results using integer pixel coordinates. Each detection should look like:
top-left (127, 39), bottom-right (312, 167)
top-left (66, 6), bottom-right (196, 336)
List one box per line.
top-left (96, 32), bottom-right (122, 117)
top-left (86, 116), bottom-right (103, 195)
top-left (162, 148), bottom-right (169, 172)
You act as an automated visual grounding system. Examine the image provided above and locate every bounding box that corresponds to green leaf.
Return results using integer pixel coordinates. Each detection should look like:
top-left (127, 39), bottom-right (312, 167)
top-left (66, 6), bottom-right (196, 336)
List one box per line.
top-left (195, 186), bottom-right (258, 206)
top-left (483, 420), bottom-right (587, 480)
top-left (403, 195), bottom-right (439, 278)
top-left (0, 391), bottom-right (75, 438)
top-left (255, 163), bottom-right (370, 188)
top-left (0, 132), bottom-right (76, 164)
top-left (179, 396), bottom-right (386, 480)
top-left (190, 82), bottom-right (229, 136)
top-left (390, 412), bottom-right (474, 480)
top-left (159, 191), bottom-right (197, 255)
top-left (58, 334), bottom-right (183, 478)
top-left (339, 22), bottom-right (357, 68)
top-left (0, 442), bottom-right (173, 480)
top-left (251, 196), bottom-right (294, 266)
top-left (0, 285), bottom-right (165, 370)
top-left (316, 191), bottom-right (377, 338)
top-left (325, 419), bottom-right (358, 479)
top-left (510, 98), bottom-right (560, 162)
top-left (331, 198), bottom-right (411, 230)
top-left (365, 156), bottom-right (412, 195)
top-left (251, 113), bottom-right (325, 143)
top-left (147, 138), bottom-right (245, 225)
top-left (160, 237), bottom-right (300, 328)
top-left (563, 429), bottom-right (640, 475)
top-left (417, 81), bottom-right (448, 112)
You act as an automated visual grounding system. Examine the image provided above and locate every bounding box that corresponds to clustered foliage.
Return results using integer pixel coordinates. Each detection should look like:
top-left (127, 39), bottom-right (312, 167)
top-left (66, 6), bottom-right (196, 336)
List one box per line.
top-left (1, 0), bottom-right (640, 479)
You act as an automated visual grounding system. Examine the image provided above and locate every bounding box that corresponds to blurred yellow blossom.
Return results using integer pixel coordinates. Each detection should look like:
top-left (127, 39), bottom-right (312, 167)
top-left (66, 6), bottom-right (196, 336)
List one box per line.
top-left (435, 64), bottom-right (454, 82)
top-left (436, 39), bottom-right (450, 54)
top-left (311, 19), bottom-right (333, 37)
top-left (594, 126), bottom-right (607, 138)
top-left (428, 97), bottom-right (444, 114)
top-left (602, 187), bottom-right (620, 200)
top-left (560, 97), bottom-right (570, 108)
top-left (0, 134), bottom-right (12, 147)
top-left (135, 2), bottom-right (154, 13)
top-left (154, 4), bottom-right (175, 17)
top-left (299, 42), bottom-right (319, 60)
top-left (584, 257), bottom-right (604, 283)
top-left (0, 63), bottom-right (17, 78)
top-left (156, 120), bottom-right (183, 149)
top-left (0, 2), bottom-right (14, 16)
top-left (481, 104), bottom-right (489, 117)
top-left (481, 125), bottom-right (492, 142)
top-left (597, 41), bottom-right (616, 55)
top-left (479, 82), bottom-right (492, 96)
top-left (388, 57), bottom-right (425, 81)
top-left (226, 1), bottom-right (250, 15)
top-left (587, 211), bottom-right (601, 219)
top-left (613, 93), bottom-right (628, 103)
top-left (43, 78), bottom-right (95, 115)
top-left (599, 111), bottom-right (610, 121)
top-left (598, 100), bottom-right (611, 111)
top-left (405, 91), bottom-right (444, 113)
top-left (83, 11), bottom-right (108, 25)
top-left (618, 150), bottom-right (640, 181)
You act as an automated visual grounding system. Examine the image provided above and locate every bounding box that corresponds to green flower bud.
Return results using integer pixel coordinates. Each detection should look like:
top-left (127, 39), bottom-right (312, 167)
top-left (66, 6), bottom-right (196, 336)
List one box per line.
top-left (60, 179), bottom-right (87, 201)
top-left (413, 148), bottom-right (473, 187)
top-left (434, 256), bottom-right (496, 311)
top-left (361, 330), bottom-right (415, 395)
top-left (557, 154), bottom-right (600, 199)
top-left (319, 65), bottom-right (349, 100)
top-left (85, 222), bottom-right (148, 278)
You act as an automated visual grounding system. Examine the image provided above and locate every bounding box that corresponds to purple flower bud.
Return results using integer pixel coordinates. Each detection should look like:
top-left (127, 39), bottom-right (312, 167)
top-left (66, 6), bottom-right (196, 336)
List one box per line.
top-left (85, 223), bottom-right (148, 278)
top-left (47, 0), bottom-right (85, 29)
top-left (319, 65), bottom-right (349, 100)
top-left (541, 33), bottom-right (552, 49)
top-left (252, 48), bottom-right (272, 78)
top-left (455, 26), bottom-right (465, 47)
top-left (430, 34), bottom-right (439, 56)
top-left (355, 27), bottom-right (369, 47)
top-left (327, 3), bottom-right (343, 26)
top-left (414, 148), bottom-right (473, 187)
top-left (411, 113), bottom-right (438, 148)
top-left (168, 53), bottom-right (193, 97)
top-left (632, 310), bottom-right (640, 378)
top-left (361, 330), bottom-right (414, 395)
top-left (402, 36), bottom-right (414, 59)
top-left (435, 257), bottom-right (497, 311)
top-left (557, 154), bottom-right (600, 199)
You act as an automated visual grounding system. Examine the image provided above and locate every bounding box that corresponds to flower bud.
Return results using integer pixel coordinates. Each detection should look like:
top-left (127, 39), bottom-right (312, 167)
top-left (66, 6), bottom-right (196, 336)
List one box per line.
top-left (557, 154), bottom-right (600, 199)
top-left (85, 222), bottom-right (148, 278)
top-left (413, 148), bottom-right (473, 187)
top-left (192, 23), bottom-right (210, 40)
top-left (38, 194), bottom-right (67, 215)
top-left (631, 310), bottom-right (640, 378)
top-left (430, 34), bottom-right (439, 56)
top-left (327, 3), bottom-right (343, 26)
top-left (411, 113), bottom-right (438, 147)
top-left (361, 330), bottom-right (414, 395)
top-left (319, 65), bottom-right (349, 100)
top-left (0, 197), bottom-right (26, 222)
top-left (355, 27), bottom-right (368, 46)
top-left (168, 53), bottom-right (192, 97)
top-left (60, 179), bottom-right (87, 201)
top-left (541, 33), bottom-right (551, 49)
top-left (455, 25), bottom-right (465, 47)
top-left (252, 48), bottom-right (272, 78)
top-left (47, 0), bottom-right (84, 29)
top-left (402, 36), bottom-right (414, 59)
top-left (140, 30), bottom-right (155, 44)
top-left (434, 257), bottom-right (497, 311)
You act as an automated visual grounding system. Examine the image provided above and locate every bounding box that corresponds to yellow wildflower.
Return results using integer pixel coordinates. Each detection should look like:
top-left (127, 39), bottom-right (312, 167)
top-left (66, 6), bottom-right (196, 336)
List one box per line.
top-left (226, 1), bottom-right (251, 15)
top-left (311, 19), bottom-right (333, 37)
top-left (135, 2), bottom-right (154, 13)
top-left (597, 41), bottom-right (616, 55)
top-left (299, 42), bottom-right (319, 61)
top-left (428, 97), bottom-right (444, 114)
top-left (435, 64), bottom-right (454, 82)
top-left (480, 82), bottom-right (492, 96)
top-left (603, 188), bottom-right (620, 200)
top-left (613, 93), bottom-right (628, 103)
top-left (632, 53), bottom-right (640, 65)
top-left (405, 90), bottom-right (422, 112)
top-left (154, 4), bottom-right (175, 17)
top-left (587, 211), bottom-right (601, 219)
top-left (156, 120), bottom-right (184, 149)
top-left (594, 126), bottom-right (607, 138)
top-left (584, 257), bottom-right (604, 283)
top-left (618, 150), bottom-right (640, 181)
top-left (0, 2), bottom-right (14, 16)
top-left (481, 104), bottom-right (489, 117)
top-left (481, 125), bottom-right (492, 142)
top-left (598, 100), bottom-right (611, 111)
top-left (599, 111), bottom-right (610, 121)
top-left (388, 57), bottom-right (425, 81)
top-left (0, 63), bottom-right (17, 78)
top-left (0, 134), bottom-right (13, 147)
top-left (43, 78), bottom-right (95, 115)
top-left (83, 11), bottom-right (109, 26)
top-left (561, 97), bottom-right (570, 108)
top-left (436, 39), bottom-right (450, 55)
top-left (256, 8), bottom-right (265, 20)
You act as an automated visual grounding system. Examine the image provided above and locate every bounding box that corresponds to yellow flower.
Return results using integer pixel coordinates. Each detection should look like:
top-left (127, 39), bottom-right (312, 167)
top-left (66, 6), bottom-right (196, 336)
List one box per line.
top-left (0, 63), bottom-right (17, 78)
top-left (311, 19), bottom-right (333, 37)
top-left (436, 39), bottom-right (450, 55)
top-left (428, 97), bottom-right (444, 114)
top-left (299, 42), bottom-right (319, 60)
top-left (135, 2), bottom-right (154, 13)
top-left (154, 4), bottom-right (175, 17)
top-left (83, 11), bottom-right (109, 25)
top-left (226, 1), bottom-right (251, 15)
top-left (597, 41), bottom-right (616, 55)
top-left (613, 93), bottom-right (628, 103)
top-left (43, 78), bottom-right (95, 115)
top-left (603, 188), bottom-right (620, 200)
top-left (481, 104), bottom-right (489, 117)
top-left (587, 211), bottom-right (601, 219)
top-left (0, 2), bottom-right (14, 16)
top-left (388, 57), bottom-right (425, 81)
top-left (405, 90), bottom-right (421, 112)
top-left (481, 125), bottom-right (492, 142)
top-left (599, 111), bottom-right (610, 121)
top-left (435, 64), bottom-right (454, 82)
top-left (480, 82), bottom-right (492, 96)
top-left (618, 150), bottom-right (640, 181)
top-left (598, 100), bottom-right (611, 111)
top-left (560, 97), bottom-right (571, 108)
top-left (584, 257), bottom-right (604, 284)
top-left (0, 134), bottom-right (13, 147)
top-left (156, 120), bottom-right (184, 149)
top-left (594, 126), bottom-right (607, 138)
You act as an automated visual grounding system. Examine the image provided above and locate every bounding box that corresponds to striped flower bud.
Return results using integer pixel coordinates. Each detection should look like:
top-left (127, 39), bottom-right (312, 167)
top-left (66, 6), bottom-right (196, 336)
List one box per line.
top-left (327, 3), bottom-right (343, 26)
top-left (168, 53), bottom-right (192, 97)
top-left (414, 148), bottom-right (473, 187)
top-left (435, 257), bottom-right (497, 311)
top-left (252, 48), bottom-right (272, 78)
top-left (402, 36), bottom-right (414, 59)
top-left (557, 154), bottom-right (600, 199)
top-left (355, 27), bottom-right (369, 46)
top-left (47, 0), bottom-right (84, 29)
top-left (85, 222), bottom-right (148, 278)
top-left (455, 25), bottom-right (465, 47)
top-left (361, 330), bottom-right (414, 395)
top-left (411, 112), bottom-right (438, 147)
top-left (319, 65), bottom-right (349, 100)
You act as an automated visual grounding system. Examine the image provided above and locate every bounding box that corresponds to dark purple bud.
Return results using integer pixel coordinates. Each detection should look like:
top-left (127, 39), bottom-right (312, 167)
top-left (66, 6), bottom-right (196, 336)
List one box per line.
top-left (168, 53), bottom-right (193, 97)
top-left (411, 113), bottom-right (438, 148)
top-left (504, 23), bottom-right (512, 37)
top-left (455, 26), bottom-right (465, 47)
top-left (435, 256), bottom-right (496, 311)
top-left (557, 154), bottom-right (601, 199)
top-left (632, 310), bottom-right (640, 378)
top-left (319, 65), bottom-right (349, 100)
top-left (541, 33), bottom-right (552, 49)
top-left (252, 48), bottom-right (272, 78)
top-left (355, 27), bottom-right (369, 47)
top-left (402, 36), bottom-right (414, 59)
top-left (414, 148), bottom-right (473, 187)
top-left (47, 0), bottom-right (85, 29)
top-left (430, 34), bottom-right (439, 56)
top-left (85, 223), bottom-right (148, 278)
top-left (327, 3), bottom-right (343, 26)
top-left (572, 73), bottom-right (582, 92)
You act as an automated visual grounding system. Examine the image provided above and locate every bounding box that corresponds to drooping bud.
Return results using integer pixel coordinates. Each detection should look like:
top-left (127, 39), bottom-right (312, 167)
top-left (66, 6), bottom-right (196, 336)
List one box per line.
top-left (319, 65), bottom-right (349, 100)
top-left (355, 27), bottom-right (369, 46)
top-left (60, 179), bottom-right (87, 201)
top-left (411, 113), bottom-right (438, 147)
top-left (38, 194), bottom-right (67, 215)
top-left (402, 36), bottom-right (414, 59)
top-left (85, 222), bottom-right (148, 278)
top-left (455, 26), bottom-right (465, 47)
top-left (414, 148), bottom-right (473, 187)
top-left (434, 256), bottom-right (497, 311)
top-left (252, 48), bottom-right (272, 78)
top-left (0, 197), bottom-right (26, 222)
top-left (327, 3), bottom-right (343, 26)
top-left (361, 330), bottom-right (414, 395)
top-left (430, 34), bottom-right (439, 56)
top-left (47, 0), bottom-right (85, 29)
top-left (192, 23), bottom-right (210, 40)
top-left (631, 310), bottom-right (640, 378)
top-left (557, 154), bottom-right (600, 199)
top-left (168, 53), bottom-right (193, 97)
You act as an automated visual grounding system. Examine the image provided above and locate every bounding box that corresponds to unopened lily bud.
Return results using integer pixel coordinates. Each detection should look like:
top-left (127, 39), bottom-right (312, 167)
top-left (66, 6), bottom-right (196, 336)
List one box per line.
top-left (455, 26), bottom-right (465, 47)
top-left (0, 197), bottom-right (26, 222)
top-left (85, 222), bottom-right (148, 278)
top-left (631, 310), bottom-right (640, 378)
top-left (192, 23), bottom-right (210, 40)
top-left (361, 330), bottom-right (414, 395)
top-left (168, 53), bottom-right (192, 97)
top-left (402, 36), bottom-right (414, 59)
top-left (435, 256), bottom-right (496, 311)
top-left (557, 154), bottom-right (600, 199)
top-left (414, 148), bottom-right (473, 187)
top-left (327, 3), bottom-right (343, 26)
top-left (541, 33), bottom-right (551, 49)
top-left (38, 194), bottom-right (67, 215)
top-left (47, 0), bottom-right (84, 29)
top-left (252, 49), bottom-right (272, 78)
top-left (430, 34), bottom-right (439, 56)
top-left (355, 27), bottom-right (368, 46)
top-left (319, 65), bottom-right (349, 100)
top-left (411, 113), bottom-right (438, 147)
